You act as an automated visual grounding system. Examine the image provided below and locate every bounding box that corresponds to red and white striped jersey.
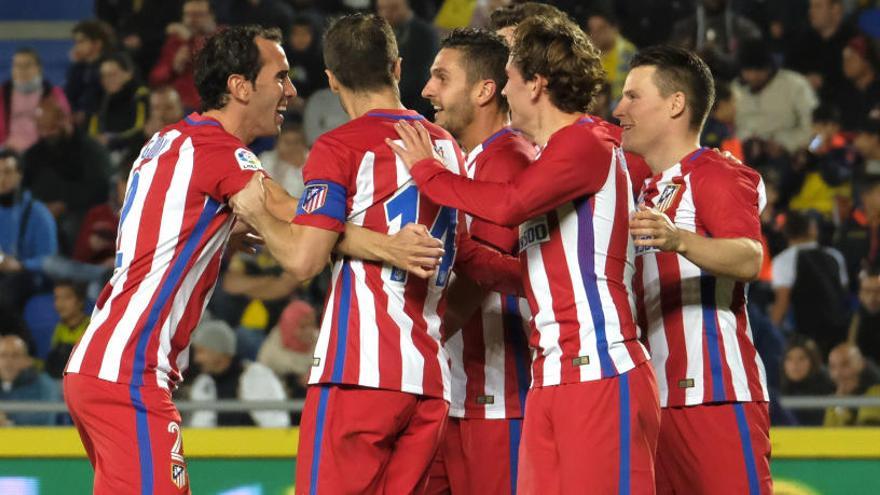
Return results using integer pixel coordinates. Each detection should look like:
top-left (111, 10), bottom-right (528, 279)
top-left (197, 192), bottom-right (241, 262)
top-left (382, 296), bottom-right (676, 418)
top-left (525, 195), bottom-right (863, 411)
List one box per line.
top-left (633, 147), bottom-right (769, 407)
top-left (295, 109), bottom-right (520, 401)
top-left (447, 129), bottom-right (534, 419)
top-left (410, 117), bottom-right (650, 388)
top-left (66, 113), bottom-right (259, 389)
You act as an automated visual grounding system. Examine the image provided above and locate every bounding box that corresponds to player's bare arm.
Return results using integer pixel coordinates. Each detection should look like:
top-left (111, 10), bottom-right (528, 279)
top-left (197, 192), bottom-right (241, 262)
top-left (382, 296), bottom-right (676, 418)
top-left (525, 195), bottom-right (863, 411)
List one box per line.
top-left (338, 223), bottom-right (444, 280)
top-left (630, 205), bottom-right (763, 281)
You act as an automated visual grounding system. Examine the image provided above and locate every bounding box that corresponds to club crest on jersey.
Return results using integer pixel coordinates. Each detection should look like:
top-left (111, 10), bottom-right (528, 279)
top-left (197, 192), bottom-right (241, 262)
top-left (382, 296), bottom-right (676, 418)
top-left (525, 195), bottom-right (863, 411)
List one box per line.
top-left (301, 184), bottom-right (328, 214)
top-left (655, 184), bottom-right (682, 213)
top-left (234, 147), bottom-right (262, 171)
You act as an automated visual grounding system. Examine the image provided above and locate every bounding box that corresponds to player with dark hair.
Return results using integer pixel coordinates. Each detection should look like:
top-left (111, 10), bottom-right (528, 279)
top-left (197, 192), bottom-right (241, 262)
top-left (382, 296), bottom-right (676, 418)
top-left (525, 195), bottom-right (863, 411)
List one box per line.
top-left (614, 45), bottom-right (772, 494)
top-left (488, 2), bottom-right (571, 45)
top-left (230, 14), bottom-right (522, 494)
top-left (420, 28), bottom-right (535, 495)
top-left (389, 16), bottom-right (660, 494)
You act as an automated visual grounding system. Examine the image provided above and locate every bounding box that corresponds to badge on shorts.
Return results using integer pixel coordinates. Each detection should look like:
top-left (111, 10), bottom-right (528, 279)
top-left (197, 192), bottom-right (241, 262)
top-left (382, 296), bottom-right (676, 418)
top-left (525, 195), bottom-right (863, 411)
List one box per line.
top-left (168, 422), bottom-right (187, 490)
top-left (678, 378), bottom-right (695, 389)
top-left (476, 395), bottom-right (495, 405)
top-left (171, 462), bottom-right (187, 490)
top-left (235, 147), bottom-right (262, 171)
top-left (572, 355), bottom-right (590, 366)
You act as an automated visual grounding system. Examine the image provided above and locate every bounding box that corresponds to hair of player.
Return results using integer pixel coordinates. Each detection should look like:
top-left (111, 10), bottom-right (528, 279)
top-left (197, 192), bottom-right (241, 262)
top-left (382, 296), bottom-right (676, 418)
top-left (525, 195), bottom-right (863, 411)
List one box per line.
top-left (630, 45), bottom-right (715, 133)
top-left (440, 28), bottom-right (510, 114)
top-left (72, 20), bottom-right (116, 53)
top-left (54, 279), bottom-right (88, 303)
top-left (488, 2), bottom-right (570, 31)
top-left (0, 148), bottom-right (21, 172)
top-left (194, 24), bottom-right (283, 112)
top-left (510, 16), bottom-right (605, 114)
top-left (323, 14), bottom-right (399, 93)
top-left (13, 47), bottom-right (42, 69)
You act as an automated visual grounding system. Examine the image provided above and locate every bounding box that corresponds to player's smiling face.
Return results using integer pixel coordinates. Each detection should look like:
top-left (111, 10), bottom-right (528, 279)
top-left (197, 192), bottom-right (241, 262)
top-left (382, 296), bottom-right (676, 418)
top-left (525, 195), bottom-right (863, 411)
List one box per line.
top-left (614, 65), bottom-right (669, 156)
top-left (251, 37), bottom-right (297, 138)
top-left (501, 58), bottom-right (535, 137)
top-left (422, 48), bottom-right (474, 139)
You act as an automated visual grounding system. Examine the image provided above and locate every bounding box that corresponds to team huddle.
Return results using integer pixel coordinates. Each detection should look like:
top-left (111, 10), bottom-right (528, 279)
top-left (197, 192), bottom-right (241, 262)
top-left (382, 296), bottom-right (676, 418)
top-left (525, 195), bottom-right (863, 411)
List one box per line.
top-left (61, 2), bottom-right (773, 495)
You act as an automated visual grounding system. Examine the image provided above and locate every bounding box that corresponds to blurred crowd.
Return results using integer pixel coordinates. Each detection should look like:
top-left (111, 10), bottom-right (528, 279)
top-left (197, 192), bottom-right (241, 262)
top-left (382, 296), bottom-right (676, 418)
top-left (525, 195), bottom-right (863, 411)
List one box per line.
top-left (2, 0), bottom-right (880, 427)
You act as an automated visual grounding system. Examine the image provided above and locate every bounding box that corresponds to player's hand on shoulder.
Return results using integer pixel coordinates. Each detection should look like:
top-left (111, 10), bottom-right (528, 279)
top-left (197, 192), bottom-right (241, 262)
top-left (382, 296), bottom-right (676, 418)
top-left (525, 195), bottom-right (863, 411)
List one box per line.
top-left (388, 223), bottom-right (444, 279)
top-left (230, 173), bottom-right (268, 227)
top-left (386, 121), bottom-right (441, 170)
top-left (630, 205), bottom-right (685, 253)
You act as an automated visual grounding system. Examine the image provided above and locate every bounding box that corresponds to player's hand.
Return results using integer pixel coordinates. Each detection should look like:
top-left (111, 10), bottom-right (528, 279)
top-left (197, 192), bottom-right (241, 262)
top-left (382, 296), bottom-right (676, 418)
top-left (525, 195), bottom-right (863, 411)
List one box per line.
top-left (630, 205), bottom-right (686, 254)
top-left (387, 223), bottom-right (444, 279)
top-left (385, 120), bottom-right (441, 170)
top-left (228, 223), bottom-right (264, 255)
top-left (230, 174), bottom-right (268, 228)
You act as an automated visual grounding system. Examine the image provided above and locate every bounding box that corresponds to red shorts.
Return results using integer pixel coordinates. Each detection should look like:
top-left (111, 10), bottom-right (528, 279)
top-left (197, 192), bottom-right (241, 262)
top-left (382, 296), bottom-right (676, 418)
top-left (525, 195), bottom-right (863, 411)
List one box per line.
top-left (425, 417), bottom-right (522, 495)
top-left (518, 362), bottom-right (660, 495)
top-left (63, 373), bottom-right (190, 495)
top-left (295, 384), bottom-right (449, 495)
top-left (656, 402), bottom-right (772, 495)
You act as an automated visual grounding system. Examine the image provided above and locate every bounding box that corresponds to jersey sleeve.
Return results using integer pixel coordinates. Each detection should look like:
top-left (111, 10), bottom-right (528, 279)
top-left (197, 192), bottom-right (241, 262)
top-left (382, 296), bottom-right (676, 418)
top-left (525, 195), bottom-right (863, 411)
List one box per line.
top-left (691, 160), bottom-right (762, 241)
top-left (410, 125), bottom-right (611, 227)
top-left (454, 226), bottom-right (523, 296)
top-left (291, 136), bottom-right (352, 233)
top-left (468, 141), bottom-right (533, 254)
top-left (191, 142), bottom-right (262, 203)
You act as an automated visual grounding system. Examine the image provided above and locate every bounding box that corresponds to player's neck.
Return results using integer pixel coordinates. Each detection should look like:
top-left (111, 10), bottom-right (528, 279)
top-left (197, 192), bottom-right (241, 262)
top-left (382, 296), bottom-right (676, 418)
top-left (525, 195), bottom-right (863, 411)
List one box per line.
top-left (339, 88), bottom-right (405, 120)
top-left (459, 109), bottom-right (508, 153)
top-left (643, 133), bottom-right (701, 174)
top-left (532, 104), bottom-right (583, 147)
top-left (203, 107), bottom-right (255, 144)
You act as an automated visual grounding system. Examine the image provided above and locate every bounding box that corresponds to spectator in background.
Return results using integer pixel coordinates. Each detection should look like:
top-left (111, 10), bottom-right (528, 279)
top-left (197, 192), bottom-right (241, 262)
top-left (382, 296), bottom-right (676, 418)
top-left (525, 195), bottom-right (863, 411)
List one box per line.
top-left (65, 20), bottom-right (116, 127)
top-left (143, 86), bottom-right (185, 137)
top-left (825, 342), bottom-right (880, 426)
top-left (834, 35), bottom-right (880, 131)
top-left (95, 0), bottom-right (183, 78)
top-left (45, 281), bottom-right (90, 379)
top-left (786, 0), bottom-right (855, 99)
top-left (700, 80), bottom-right (743, 160)
top-left (853, 112), bottom-right (880, 180)
top-left (90, 52), bottom-right (150, 158)
top-left (613, 0), bottom-right (696, 48)
top-left (0, 334), bottom-right (61, 426)
top-left (377, 0), bottom-right (439, 117)
top-left (0, 149), bottom-right (58, 311)
top-left (259, 122), bottom-right (307, 197)
top-left (734, 38), bottom-right (819, 155)
top-left (284, 16), bottom-right (326, 106)
top-left (22, 96), bottom-right (111, 250)
top-left (771, 211), bottom-right (849, 355)
top-left (586, 9), bottom-right (636, 105)
top-left (835, 178), bottom-right (880, 290)
top-left (854, 270), bottom-right (880, 364)
top-left (224, 0), bottom-right (294, 40)
top-left (0, 47), bottom-right (71, 153)
top-left (781, 335), bottom-right (835, 425)
top-left (257, 299), bottom-right (318, 400)
top-left (671, 0), bottom-right (762, 79)
top-left (149, 0), bottom-right (218, 111)
top-left (188, 319), bottom-right (290, 427)
top-left (488, 2), bottom-right (569, 46)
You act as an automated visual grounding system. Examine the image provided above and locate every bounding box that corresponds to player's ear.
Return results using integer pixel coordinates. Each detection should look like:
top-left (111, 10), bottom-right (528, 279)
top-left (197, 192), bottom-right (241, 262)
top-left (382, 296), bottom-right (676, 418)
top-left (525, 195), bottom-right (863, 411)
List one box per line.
top-left (227, 73), bottom-right (251, 103)
top-left (325, 69), bottom-right (340, 94)
top-left (529, 74), bottom-right (546, 101)
top-left (392, 57), bottom-right (402, 82)
top-left (669, 91), bottom-right (686, 121)
top-left (474, 79), bottom-right (497, 107)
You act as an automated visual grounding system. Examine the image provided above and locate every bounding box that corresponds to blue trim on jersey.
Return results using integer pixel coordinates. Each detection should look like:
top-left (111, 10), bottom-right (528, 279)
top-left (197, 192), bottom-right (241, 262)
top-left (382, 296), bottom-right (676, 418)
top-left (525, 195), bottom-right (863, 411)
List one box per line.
top-left (483, 127), bottom-right (512, 149)
top-left (688, 147), bottom-right (708, 162)
top-left (700, 273), bottom-right (727, 402)
top-left (297, 180), bottom-right (347, 224)
top-left (310, 385), bottom-right (332, 495)
top-left (618, 372), bottom-right (631, 495)
top-left (129, 385), bottom-right (154, 495)
top-left (184, 115), bottom-right (221, 127)
top-left (575, 197), bottom-right (616, 377)
top-left (578, 117), bottom-right (595, 124)
top-left (504, 295), bottom-right (530, 412)
top-left (366, 112), bottom-right (426, 121)
top-left (330, 261), bottom-right (352, 382)
top-left (508, 418), bottom-right (522, 495)
top-left (734, 403), bottom-right (761, 495)
top-left (119, 171), bottom-right (140, 226)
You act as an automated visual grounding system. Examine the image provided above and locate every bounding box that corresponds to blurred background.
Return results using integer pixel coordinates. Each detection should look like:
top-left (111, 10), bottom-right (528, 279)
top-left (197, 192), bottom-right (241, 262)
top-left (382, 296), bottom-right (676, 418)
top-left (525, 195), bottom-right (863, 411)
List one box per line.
top-left (1, 0), bottom-right (880, 494)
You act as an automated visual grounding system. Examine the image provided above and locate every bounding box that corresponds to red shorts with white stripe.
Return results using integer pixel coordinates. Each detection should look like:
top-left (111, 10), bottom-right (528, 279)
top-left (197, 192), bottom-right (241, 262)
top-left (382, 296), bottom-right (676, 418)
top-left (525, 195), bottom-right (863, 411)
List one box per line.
top-left (63, 373), bottom-right (190, 495)
top-left (425, 417), bottom-right (522, 495)
top-left (517, 362), bottom-right (660, 495)
top-left (295, 384), bottom-right (449, 495)
top-left (656, 401), bottom-right (772, 495)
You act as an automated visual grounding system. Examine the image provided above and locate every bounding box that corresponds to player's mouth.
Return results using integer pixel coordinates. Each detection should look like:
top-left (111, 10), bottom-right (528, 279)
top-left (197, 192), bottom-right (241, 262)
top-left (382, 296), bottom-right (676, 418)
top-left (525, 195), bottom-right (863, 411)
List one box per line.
top-left (620, 123), bottom-right (634, 131)
top-left (433, 104), bottom-right (443, 117)
top-left (276, 107), bottom-right (286, 124)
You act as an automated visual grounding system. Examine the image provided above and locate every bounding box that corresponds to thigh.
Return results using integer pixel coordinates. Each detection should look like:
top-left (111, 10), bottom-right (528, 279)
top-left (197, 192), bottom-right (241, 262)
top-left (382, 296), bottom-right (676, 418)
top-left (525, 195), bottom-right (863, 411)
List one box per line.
top-left (554, 365), bottom-right (659, 495)
top-left (384, 396), bottom-right (449, 495)
top-left (296, 385), bottom-right (419, 495)
top-left (657, 402), bottom-right (771, 495)
top-left (458, 418), bottom-right (520, 495)
top-left (516, 387), bottom-right (560, 495)
top-left (424, 419), bottom-right (458, 495)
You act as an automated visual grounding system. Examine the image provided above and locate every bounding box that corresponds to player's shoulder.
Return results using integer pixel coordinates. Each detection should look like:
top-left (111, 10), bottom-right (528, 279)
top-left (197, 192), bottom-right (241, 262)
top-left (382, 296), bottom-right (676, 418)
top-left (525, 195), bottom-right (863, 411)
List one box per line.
top-left (493, 129), bottom-right (537, 160)
top-left (690, 148), bottom-right (761, 186)
top-left (546, 115), bottom-right (618, 157)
